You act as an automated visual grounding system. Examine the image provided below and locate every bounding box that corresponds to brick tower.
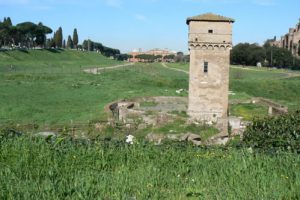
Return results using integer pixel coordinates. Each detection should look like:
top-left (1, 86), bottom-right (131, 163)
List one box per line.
top-left (186, 13), bottom-right (234, 134)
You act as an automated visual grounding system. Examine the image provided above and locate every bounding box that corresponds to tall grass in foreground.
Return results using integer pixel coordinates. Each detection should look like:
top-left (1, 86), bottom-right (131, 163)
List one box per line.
top-left (0, 136), bottom-right (299, 199)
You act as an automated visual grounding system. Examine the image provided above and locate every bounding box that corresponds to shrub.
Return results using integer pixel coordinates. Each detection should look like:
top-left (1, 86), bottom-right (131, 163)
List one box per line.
top-left (243, 111), bottom-right (300, 152)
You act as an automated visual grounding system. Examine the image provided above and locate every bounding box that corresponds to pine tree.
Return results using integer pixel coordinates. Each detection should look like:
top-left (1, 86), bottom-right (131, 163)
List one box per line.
top-left (67, 35), bottom-right (73, 49)
top-left (72, 28), bottom-right (78, 49)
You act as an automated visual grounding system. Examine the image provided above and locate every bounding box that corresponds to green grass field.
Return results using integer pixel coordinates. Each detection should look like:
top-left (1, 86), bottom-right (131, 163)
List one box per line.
top-left (0, 136), bottom-right (299, 199)
top-left (0, 50), bottom-right (188, 125)
top-left (1, 50), bottom-right (300, 199)
top-left (1, 52), bottom-right (300, 125)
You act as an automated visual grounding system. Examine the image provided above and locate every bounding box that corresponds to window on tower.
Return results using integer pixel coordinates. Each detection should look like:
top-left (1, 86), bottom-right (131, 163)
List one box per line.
top-left (204, 61), bottom-right (208, 73)
top-left (208, 29), bottom-right (213, 34)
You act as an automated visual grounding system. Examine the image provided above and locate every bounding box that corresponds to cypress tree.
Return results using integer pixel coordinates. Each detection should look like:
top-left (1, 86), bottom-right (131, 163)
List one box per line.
top-left (53, 31), bottom-right (57, 48)
top-left (55, 27), bottom-right (63, 48)
top-left (72, 28), bottom-right (78, 49)
top-left (5, 17), bottom-right (12, 26)
top-left (67, 35), bottom-right (73, 49)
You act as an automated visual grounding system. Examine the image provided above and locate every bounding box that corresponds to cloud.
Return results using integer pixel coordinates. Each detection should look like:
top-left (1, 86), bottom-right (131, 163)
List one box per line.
top-left (135, 14), bottom-right (146, 21)
top-left (104, 0), bottom-right (122, 7)
top-left (0, 0), bottom-right (29, 5)
top-left (186, 0), bottom-right (277, 6)
top-left (252, 0), bottom-right (277, 6)
top-left (186, 0), bottom-right (240, 3)
top-left (32, 5), bottom-right (52, 11)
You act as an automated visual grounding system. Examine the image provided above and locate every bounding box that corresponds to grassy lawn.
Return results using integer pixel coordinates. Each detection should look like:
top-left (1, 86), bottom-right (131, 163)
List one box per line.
top-left (165, 62), bottom-right (189, 72)
top-left (230, 103), bottom-right (269, 120)
top-left (0, 51), bottom-right (188, 125)
top-left (230, 67), bottom-right (300, 110)
top-left (1, 51), bottom-right (300, 125)
top-left (0, 136), bottom-right (299, 199)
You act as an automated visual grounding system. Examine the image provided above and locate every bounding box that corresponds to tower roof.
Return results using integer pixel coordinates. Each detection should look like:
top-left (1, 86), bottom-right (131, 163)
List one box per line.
top-left (186, 13), bottom-right (235, 24)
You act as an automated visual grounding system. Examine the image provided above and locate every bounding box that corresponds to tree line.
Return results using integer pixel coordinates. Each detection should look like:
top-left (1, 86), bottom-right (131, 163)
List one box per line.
top-left (133, 52), bottom-right (189, 63)
top-left (0, 17), bottom-right (53, 48)
top-left (80, 40), bottom-right (120, 57)
top-left (231, 42), bottom-right (300, 70)
top-left (0, 17), bottom-right (121, 59)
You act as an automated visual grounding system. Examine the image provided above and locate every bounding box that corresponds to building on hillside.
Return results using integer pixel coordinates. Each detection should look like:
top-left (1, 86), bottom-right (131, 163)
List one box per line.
top-left (270, 19), bottom-right (300, 56)
top-left (127, 48), bottom-right (176, 62)
top-left (187, 13), bottom-right (234, 135)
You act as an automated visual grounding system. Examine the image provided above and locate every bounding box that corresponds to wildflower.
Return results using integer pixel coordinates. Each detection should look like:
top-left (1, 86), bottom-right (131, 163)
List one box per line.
top-left (206, 121), bottom-right (213, 125)
top-left (176, 89), bottom-right (184, 94)
top-left (247, 147), bottom-right (253, 154)
top-left (126, 135), bottom-right (135, 144)
top-left (281, 175), bottom-right (289, 179)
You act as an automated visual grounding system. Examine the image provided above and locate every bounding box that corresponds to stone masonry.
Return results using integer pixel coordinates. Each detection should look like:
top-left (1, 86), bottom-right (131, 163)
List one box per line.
top-left (186, 13), bottom-right (235, 134)
top-left (270, 19), bottom-right (300, 57)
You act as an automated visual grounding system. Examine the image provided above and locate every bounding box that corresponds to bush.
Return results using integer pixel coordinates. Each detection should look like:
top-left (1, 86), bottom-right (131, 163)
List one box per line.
top-left (243, 111), bottom-right (300, 152)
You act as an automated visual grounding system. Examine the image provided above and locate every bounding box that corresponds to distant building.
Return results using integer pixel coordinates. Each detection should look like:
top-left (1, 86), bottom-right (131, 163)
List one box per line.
top-left (270, 19), bottom-right (300, 56)
top-left (127, 48), bottom-right (176, 62)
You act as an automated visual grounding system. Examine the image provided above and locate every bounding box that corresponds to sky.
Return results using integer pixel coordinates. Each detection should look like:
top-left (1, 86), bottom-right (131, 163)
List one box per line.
top-left (0, 0), bottom-right (299, 53)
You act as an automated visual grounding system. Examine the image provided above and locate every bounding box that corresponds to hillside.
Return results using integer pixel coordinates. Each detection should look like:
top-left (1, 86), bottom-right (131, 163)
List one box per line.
top-left (0, 49), bottom-right (122, 72)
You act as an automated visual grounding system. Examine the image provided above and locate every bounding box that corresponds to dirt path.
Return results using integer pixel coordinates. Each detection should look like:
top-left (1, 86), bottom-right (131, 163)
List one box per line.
top-left (161, 63), bottom-right (189, 74)
top-left (83, 63), bottom-right (135, 74)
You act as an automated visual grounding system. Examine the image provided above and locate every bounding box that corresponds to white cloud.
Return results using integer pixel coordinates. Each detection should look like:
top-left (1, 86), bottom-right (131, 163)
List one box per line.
top-left (104, 0), bottom-right (122, 7)
top-left (253, 0), bottom-right (277, 6)
top-left (186, 0), bottom-right (277, 6)
top-left (135, 14), bottom-right (146, 21)
top-left (0, 0), bottom-right (29, 5)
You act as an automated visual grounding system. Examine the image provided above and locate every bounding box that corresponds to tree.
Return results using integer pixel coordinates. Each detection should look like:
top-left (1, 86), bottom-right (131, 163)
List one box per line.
top-left (135, 54), bottom-right (156, 62)
top-left (175, 52), bottom-right (184, 62)
top-left (0, 17), bottom-right (53, 48)
top-left (34, 22), bottom-right (52, 47)
top-left (16, 22), bottom-right (37, 48)
top-left (0, 17), bottom-right (14, 47)
top-left (164, 54), bottom-right (175, 59)
top-left (54, 27), bottom-right (63, 48)
top-left (49, 38), bottom-right (56, 48)
top-left (3, 17), bottom-right (12, 27)
top-left (82, 39), bottom-right (93, 51)
top-left (231, 43), bottom-right (266, 66)
top-left (115, 54), bottom-right (131, 61)
top-left (72, 28), bottom-right (78, 49)
top-left (67, 35), bottom-right (73, 49)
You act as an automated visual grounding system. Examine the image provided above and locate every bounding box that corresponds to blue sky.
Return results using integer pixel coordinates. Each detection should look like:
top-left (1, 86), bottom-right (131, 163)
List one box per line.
top-left (0, 0), bottom-right (299, 53)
